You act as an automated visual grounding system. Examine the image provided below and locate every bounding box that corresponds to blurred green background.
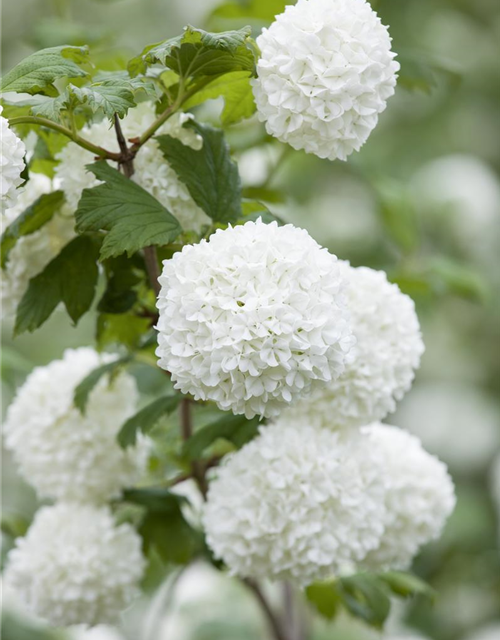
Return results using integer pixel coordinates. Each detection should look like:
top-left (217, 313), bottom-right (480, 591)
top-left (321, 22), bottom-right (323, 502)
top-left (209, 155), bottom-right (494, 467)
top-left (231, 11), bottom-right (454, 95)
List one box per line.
top-left (2, 1), bottom-right (499, 639)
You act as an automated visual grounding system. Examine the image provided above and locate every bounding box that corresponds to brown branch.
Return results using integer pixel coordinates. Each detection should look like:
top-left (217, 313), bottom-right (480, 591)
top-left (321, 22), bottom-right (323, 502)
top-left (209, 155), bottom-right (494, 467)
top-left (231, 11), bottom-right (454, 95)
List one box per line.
top-left (243, 579), bottom-right (288, 640)
top-left (114, 114), bottom-right (135, 177)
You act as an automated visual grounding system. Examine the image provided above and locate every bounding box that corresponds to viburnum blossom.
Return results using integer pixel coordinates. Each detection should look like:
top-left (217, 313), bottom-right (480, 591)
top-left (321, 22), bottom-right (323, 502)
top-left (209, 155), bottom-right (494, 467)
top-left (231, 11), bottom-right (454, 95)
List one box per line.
top-left (3, 347), bottom-right (147, 503)
top-left (282, 263), bottom-right (424, 430)
top-left (55, 103), bottom-right (210, 231)
top-left (203, 422), bottom-right (386, 585)
top-left (361, 423), bottom-right (456, 570)
top-left (252, 0), bottom-right (400, 160)
top-left (1, 173), bottom-right (75, 320)
top-left (3, 503), bottom-right (145, 627)
top-left (156, 219), bottom-right (355, 419)
top-left (0, 106), bottom-right (26, 206)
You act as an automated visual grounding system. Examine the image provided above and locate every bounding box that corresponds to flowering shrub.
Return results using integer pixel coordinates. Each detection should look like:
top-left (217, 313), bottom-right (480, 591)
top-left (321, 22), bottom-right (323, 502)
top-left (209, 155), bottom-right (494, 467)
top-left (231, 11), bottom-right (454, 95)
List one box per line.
top-left (1, 0), bottom-right (460, 636)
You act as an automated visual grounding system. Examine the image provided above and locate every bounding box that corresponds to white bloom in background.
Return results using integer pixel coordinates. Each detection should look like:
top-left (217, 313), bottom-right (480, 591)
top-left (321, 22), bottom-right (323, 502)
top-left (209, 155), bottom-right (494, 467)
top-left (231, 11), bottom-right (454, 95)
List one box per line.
top-left (362, 423), bottom-right (456, 570)
top-left (282, 264), bottom-right (423, 430)
top-left (55, 103), bottom-right (210, 232)
top-left (0, 106), bottom-right (26, 207)
top-left (4, 503), bottom-right (145, 627)
top-left (69, 625), bottom-right (125, 640)
top-left (394, 382), bottom-right (500, 474)
top-left (203, 422), bottom-right (386, 585)
top-left (3, 347), bottom-right (147, 503)
top-left (156, 219), bottom-right (355, 419)
top-left (1, 173), bottom-right (75, 320)
top-left (252, 0), bottom-right (399, 161)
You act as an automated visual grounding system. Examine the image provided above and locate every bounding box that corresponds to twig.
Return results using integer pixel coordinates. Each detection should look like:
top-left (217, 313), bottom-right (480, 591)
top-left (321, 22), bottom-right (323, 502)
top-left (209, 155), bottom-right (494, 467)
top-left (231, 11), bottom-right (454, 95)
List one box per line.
top-left (180, 399), bottom-right (209, 499)
top-left (243, 579), bottom-right (288, 640)
top-left (114, 114), bottom-right (135, 177)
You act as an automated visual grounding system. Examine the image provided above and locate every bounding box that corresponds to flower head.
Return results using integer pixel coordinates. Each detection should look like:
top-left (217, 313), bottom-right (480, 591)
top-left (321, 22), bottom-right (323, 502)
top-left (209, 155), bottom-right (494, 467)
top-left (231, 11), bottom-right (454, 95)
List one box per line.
top-left (4, 347), bottom-right (147, 503)
top-left (203, 422), bottom-right (386, 585)
top-left (361, 423), bottom-right (456, 570)
top-left (1, 173), bottom-right (75, 320)
top-left (282, 263), bottom-right (424, 430)
top-left (55, 103), bottom-right (210, 231)
top-left (252, 0), bottom-right (399, 160)
top-left (4, 503), bottom-right (145, 627)
top-left (156, 219), bottom-right (355, 418)
top-left (1, 107), bottom-right (26, 206)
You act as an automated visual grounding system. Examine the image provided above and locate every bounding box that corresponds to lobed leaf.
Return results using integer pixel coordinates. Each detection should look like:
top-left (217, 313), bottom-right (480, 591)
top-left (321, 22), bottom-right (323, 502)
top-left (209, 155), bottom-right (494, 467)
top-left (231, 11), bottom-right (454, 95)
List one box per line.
top-left (183, 412), bottom-right (261, 460)
top-left (14, 235), bottom-right (99, 335)
top-left (157, 123), bottom-right (242, 223)
top-left (0, 45), bottom-right (89, 95)
top-left (75, 161), bottom-right (182, 259)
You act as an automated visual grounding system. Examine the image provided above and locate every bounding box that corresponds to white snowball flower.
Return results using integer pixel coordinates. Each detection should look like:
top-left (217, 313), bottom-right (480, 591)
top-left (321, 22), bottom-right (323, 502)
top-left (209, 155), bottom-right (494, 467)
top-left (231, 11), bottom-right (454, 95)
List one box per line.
top-left (0, 106), bottom-right (26, 207)
top-left (252, 0), bottom-right (399, 161)
top-left (394, 382), bottom-right (500, 474)
top-left (1, 172), bottom-right (75, 320)
top-left (282, 263), bottom-right (424, 430)
top-left (3, 503), bottom-right (145, 627)
top-left (156, 219), bottom-right (355, 419)
top-left (3, 347), bottom-right (147, 503)
top-left (361, 423), bottom-right (456, 570)
top-left (55, 103), bottom-right (210, 232)
top-left (203, 422), bottom-right (386, 585)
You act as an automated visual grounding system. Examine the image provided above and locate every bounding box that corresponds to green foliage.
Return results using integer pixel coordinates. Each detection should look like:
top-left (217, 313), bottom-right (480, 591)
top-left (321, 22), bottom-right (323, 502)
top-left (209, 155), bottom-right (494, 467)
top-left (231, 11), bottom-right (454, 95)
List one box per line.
top-left (0, 45), bottom-right (89, 95)
top-left (207, 0), bottom-right (288, 30)
top-left (240, 199), bottom-right (282, 224)
top-left (14, 235), bottom-right (99, 335)
top-left (157, 123), bottom-right (242, 223)
top-left (75, 161), bottom-right (182, 259)
top-left (96, 313), bottom-right (152, 351)
top-left (123, 488), bottom-right (202, 564)
top-left (374, 180), bottom-right (419, 254)
top-left (398, 50), bottom-right (461, 94)
top-left (66, 82), bottom-right (135, 119)
top-left (306, 572), bottom-right (435, 628)
top-left (183, 412), bottom-right (261, 460)
top-left (118, 395), bottom-right (181, 448)
top-left (130, 26), bottom-right (256, 80)
top-left (73, 355), bottom-right (131, 413)
top-left (183, 70), bottom-right (256, 125)
top-left (1, 191), bottom-right (64, 268)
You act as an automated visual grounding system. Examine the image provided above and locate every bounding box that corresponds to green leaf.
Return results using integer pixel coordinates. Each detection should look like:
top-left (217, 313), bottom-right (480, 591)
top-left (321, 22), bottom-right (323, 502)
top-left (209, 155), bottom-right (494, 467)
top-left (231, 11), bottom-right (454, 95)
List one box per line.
top-left (428, 258), bottom-right (489, 302)
top-left (157, 123), bottom-right (242, 223)
top-left (1, 191), bottom-right (64, 268)
top-left (118, 395), bottom-right (181, 448)
top-left (14, 235), bottom-right (99, 335)
top-left (74, 355), bottom-right (131, 413)
top-left (208, 0), bottom-right (288, 30)
top-left (0, 45), bottom-right (89, 95)
top-left (305, 581), bottom-right (341, 620)
top-left (378, 571), bottom-right (436, 601)
top-left (240, 199), bottom-right (282, 224)
top-left (123, 487), bottom-right (202, 564)
top-left (183, 70), bottom-right (256, 125)
top-left (183, 413), bottom-right (261, 460)
top-left (67, 82), bottom-right (135, 119)
top-left (338, 574), bottom-right (391, 630)
top-left (75, 161), bottom-right (182, 259)
top-left (375, 180), bottom-right (419, 253)
top-left (130, 26), bottom-right (256, 80)
top-left (96, 313), bottom-right (152, 350)
top-left (98, 254), bottom-right (144, 314)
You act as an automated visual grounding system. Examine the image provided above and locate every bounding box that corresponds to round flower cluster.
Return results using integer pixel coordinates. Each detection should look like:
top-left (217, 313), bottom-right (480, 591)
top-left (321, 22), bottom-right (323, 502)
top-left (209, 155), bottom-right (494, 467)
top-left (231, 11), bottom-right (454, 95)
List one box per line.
top-left (3, 503), bottom-right (145, 627)
top-left (203, 422), bottom-right (386, 585)
top-left (282, 263), bottom-right (424, 430)
top-left (55, 103), bottom-right (210, 231)
top-left (0, 106), bottom-right (26, 206)
top-left (156, 219), bottom-right (355, 419)
top-left (1, 173), bottom-right (75, 320)
top-left (3, 347), bottom-right (147, 503)
top-left (252, 0), bottom-right (399, 161)
top-left (361, 423), bottom-right (456, 570)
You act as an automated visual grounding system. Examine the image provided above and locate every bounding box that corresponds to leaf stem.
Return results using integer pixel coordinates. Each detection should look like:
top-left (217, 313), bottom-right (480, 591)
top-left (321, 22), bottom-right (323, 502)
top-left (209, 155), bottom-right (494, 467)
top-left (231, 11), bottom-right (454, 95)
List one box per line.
top-left (243, 579), bottom-right (288, 640)
top-left (9, 115), bottom-right (121, 160)
top-left (179, 398), bottom-right (209, 499)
